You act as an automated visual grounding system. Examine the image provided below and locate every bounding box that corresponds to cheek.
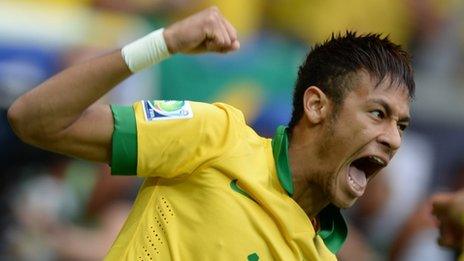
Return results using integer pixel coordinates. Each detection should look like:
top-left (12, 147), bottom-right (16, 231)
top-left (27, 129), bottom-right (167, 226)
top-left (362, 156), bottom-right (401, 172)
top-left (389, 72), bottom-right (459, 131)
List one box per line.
top-left (337, 126), bottom-right (368, 152)
top-left (352, 114), bottom-right (378, 143)
top-left (337, 112), bottom-right (368, 141)
top-left (358, 128), bottom-right (372, 142)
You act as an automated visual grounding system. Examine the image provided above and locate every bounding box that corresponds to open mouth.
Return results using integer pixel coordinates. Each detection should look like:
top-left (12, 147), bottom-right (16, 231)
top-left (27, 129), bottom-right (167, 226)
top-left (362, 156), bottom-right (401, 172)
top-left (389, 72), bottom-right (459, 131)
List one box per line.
top-left (352, 156), bottom-right (387, 179)
top-left (347, 156), bottom-right (387, 195)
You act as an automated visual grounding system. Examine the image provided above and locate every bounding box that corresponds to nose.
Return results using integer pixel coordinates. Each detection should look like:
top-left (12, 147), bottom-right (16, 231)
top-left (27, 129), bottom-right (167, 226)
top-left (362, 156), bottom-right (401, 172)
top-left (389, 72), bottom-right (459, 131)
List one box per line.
top-left (377, 122), bottom-right (402, 151)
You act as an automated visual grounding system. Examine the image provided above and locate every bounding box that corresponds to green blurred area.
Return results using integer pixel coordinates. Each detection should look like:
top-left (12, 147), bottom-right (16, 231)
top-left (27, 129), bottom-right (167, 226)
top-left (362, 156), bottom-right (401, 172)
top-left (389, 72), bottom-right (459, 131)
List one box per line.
top-left (160, 35), bottom-right (305, 99)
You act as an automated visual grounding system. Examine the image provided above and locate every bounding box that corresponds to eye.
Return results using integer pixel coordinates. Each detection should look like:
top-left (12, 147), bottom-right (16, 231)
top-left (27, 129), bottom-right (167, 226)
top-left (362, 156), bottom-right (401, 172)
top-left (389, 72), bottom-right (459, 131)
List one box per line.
top-left (398, 123), bottom-right (408, 132)
top-left (370, 110), bottom-right (385, 119)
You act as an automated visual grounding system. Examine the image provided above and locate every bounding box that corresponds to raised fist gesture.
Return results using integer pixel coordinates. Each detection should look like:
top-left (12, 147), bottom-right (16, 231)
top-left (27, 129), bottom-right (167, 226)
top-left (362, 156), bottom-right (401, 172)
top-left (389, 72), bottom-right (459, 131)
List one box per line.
top-left (163, 6), bottom-right (240, 54)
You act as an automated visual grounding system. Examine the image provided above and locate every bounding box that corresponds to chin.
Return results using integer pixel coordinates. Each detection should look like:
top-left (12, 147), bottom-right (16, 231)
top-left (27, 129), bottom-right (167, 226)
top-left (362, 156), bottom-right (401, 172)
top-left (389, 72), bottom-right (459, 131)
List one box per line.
top-left (331, 194), bottom-right (358, 209)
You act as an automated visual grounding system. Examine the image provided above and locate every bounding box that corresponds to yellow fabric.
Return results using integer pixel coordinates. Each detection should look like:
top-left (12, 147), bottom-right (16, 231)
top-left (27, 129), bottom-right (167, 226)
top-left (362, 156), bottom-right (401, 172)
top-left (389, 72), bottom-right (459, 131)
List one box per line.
top-left (105, 101), bottom-right (336, 260)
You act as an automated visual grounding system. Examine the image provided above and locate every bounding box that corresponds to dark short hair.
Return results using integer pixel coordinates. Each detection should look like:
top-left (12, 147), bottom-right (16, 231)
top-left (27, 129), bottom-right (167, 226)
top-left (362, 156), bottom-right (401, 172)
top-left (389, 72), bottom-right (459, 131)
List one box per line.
top-left (288, 32), bottom-right (415, 130)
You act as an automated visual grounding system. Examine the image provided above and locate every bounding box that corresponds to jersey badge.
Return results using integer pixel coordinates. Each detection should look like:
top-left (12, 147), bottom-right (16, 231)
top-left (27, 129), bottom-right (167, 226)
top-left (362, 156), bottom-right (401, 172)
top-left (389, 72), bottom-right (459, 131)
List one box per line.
top-left (142, 100), bottom-right (193, 121)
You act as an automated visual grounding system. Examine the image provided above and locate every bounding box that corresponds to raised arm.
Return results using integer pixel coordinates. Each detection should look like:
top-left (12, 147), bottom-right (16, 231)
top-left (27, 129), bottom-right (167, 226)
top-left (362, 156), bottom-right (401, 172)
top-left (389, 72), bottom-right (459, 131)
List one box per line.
top-left (7, 6), bottom-right (239, 163)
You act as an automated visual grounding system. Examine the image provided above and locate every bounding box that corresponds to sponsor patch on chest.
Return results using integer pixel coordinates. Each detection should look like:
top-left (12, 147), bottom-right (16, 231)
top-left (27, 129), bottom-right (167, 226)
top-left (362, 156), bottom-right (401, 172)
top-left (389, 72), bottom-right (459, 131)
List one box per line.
top-left (142, 100), bottom-right (193, 121)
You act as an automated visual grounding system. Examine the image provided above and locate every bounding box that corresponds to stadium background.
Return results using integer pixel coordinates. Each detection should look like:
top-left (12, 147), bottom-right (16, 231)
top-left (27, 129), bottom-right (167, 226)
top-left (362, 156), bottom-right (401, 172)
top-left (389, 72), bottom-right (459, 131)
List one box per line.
top-left (1, 0), bottom-right (464, 260)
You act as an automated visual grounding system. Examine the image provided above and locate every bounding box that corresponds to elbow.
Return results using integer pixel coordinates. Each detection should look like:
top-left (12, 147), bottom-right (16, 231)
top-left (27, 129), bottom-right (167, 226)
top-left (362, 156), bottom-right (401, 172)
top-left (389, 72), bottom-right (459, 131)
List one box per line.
top-left (8, 100), bottom-right (27, 141)
top-left (8, 100), bottom-right (38, 144)
top-left (8, 99), bottom-right (62, 148)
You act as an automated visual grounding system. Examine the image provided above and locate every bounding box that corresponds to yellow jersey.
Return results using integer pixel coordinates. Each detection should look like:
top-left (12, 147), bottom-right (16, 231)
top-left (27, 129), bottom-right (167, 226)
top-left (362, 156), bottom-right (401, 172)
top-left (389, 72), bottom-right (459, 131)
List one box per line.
top-left (106, 100), bottom-right (347, 260)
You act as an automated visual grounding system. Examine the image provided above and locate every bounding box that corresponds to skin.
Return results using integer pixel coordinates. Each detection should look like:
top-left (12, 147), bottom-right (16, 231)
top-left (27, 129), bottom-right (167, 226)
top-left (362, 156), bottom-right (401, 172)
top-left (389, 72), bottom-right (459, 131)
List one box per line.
top-left (290, 71), bottom-right (411, 217)
top-left (7, 6), bottom-right (239, 163)
top-left (431, 191), bottom-right (464, 250)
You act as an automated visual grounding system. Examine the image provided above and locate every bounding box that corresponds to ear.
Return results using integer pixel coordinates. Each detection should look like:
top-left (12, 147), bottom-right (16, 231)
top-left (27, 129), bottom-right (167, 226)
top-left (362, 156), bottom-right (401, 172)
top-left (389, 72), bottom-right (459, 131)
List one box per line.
top-left (302, 86), bottom-right (330, 124)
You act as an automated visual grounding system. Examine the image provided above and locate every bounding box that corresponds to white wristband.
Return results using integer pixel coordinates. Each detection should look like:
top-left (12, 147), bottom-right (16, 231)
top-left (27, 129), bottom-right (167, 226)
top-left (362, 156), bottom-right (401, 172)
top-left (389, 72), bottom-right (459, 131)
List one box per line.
top-left (121, 28), bottom-right (171, 73)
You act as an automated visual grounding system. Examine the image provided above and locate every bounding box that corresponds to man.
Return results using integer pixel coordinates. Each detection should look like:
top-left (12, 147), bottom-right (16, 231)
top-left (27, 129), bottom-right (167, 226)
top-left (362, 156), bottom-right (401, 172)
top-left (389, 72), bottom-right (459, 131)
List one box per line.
top-left (8, 6), bottom-right (414, 260)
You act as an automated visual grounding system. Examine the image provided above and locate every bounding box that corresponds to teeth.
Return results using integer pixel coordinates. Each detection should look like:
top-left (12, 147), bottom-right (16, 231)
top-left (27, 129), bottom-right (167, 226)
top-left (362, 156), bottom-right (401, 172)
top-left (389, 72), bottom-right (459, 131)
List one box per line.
top-left (348, 175), bottom-right (361, 191)
top-left (369, 156), bottom-right (386, 166)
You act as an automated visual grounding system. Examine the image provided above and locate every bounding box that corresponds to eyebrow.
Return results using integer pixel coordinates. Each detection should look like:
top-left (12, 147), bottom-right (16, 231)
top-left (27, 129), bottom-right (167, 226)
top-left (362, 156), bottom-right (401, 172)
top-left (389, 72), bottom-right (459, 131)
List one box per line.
top-left (370, 98), bottom-right (410, 124)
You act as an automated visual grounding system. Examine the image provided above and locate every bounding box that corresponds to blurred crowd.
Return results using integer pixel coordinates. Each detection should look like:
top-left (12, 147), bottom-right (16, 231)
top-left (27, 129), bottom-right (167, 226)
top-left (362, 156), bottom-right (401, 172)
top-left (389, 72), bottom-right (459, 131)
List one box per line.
top-left (2, 0), bottom-right (464, 260)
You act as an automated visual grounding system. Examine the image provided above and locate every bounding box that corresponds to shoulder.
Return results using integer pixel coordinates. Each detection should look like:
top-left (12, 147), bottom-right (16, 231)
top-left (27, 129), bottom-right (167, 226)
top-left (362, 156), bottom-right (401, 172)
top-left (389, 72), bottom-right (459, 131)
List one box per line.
top-left (207, 102), bottom-right (247, 125)
top-left (191, 101), bottom-right (265, 148)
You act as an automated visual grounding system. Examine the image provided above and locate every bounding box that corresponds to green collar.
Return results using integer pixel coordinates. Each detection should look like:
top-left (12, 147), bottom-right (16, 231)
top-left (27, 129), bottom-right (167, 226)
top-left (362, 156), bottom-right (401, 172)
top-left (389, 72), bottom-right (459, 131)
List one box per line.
top-left (271, 125), bottom-right (348, 254)
top-left (271, 125), bottom-right (294, 196)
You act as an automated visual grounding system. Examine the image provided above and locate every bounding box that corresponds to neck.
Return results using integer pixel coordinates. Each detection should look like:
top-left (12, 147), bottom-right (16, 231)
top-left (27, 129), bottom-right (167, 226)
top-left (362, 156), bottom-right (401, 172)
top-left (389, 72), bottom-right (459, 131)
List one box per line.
top-left (288, 123), bottom-right (330, 217)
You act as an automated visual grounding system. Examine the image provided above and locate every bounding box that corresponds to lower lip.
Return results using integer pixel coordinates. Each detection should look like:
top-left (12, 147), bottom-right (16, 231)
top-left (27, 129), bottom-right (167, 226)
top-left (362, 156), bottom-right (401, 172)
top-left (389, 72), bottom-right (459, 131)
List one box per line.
top-left (346, 166), bottom-right (366, 197)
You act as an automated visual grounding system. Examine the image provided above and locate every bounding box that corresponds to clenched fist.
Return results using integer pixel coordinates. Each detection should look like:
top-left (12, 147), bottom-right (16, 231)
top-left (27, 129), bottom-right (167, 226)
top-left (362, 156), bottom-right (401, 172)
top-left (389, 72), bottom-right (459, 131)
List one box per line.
top-left (163, 6), bottom-right (240, 54)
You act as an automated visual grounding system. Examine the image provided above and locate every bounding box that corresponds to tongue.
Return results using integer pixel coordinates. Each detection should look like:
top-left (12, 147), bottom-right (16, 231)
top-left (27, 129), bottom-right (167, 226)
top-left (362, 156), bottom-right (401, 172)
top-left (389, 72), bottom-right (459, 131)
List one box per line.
top-left (349, 166), bottom-right (367, 187)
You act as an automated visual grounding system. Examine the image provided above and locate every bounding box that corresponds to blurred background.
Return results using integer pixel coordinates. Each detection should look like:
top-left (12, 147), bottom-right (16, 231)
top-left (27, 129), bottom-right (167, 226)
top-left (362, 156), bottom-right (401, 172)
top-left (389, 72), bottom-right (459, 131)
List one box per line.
top-left (1, 0), bottom-right (464, 260)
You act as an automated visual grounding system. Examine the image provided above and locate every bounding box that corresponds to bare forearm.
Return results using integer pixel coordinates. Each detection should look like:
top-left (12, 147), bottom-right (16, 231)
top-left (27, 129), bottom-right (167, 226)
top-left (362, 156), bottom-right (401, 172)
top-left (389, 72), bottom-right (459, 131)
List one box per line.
top-left (8, 51), bottom-right (130, 140)
top-left (7, 6), bottom-right (239, 162)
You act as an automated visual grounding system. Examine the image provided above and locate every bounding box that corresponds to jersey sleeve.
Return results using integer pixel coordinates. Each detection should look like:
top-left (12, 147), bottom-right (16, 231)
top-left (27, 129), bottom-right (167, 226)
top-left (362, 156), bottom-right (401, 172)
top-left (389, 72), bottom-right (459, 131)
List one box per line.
top-left (111, 104), bottom-right (137, 175)
top-left (110, 101), bottom-right (244, 178)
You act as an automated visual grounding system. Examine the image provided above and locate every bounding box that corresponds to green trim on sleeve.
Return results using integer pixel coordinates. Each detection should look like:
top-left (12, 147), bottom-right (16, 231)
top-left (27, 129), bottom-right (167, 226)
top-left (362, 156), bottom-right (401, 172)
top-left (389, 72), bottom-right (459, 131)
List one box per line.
top-left (110, 105), bottom-right (137, 175)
